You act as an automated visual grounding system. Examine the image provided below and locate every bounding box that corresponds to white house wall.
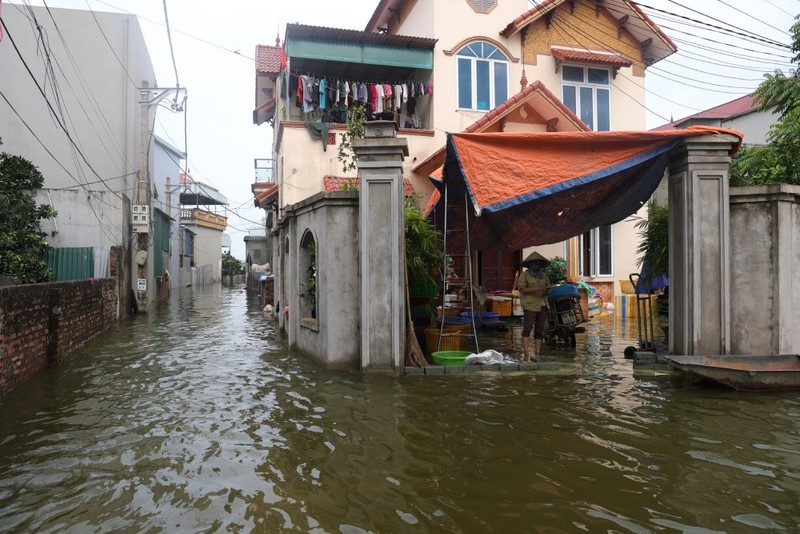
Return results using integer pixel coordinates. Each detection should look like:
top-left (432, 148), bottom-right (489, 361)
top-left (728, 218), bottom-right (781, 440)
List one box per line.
top-left (34, 189), bottom-right (125, 252)
top-left (153, 140), bottom-right (184, 289)
top-left (188, 225), bottom-right (223, 284)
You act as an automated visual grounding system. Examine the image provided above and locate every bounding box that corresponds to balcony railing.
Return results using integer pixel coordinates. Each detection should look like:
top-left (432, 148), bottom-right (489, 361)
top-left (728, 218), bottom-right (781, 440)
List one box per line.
top-left (181, 208), bottom-right (228, 231)
top-left (255, 158), bottom-right (275, 183)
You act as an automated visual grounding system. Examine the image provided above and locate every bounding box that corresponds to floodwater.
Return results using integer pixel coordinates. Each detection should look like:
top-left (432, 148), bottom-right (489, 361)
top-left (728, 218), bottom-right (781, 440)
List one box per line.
top-left (1, 286), bottom-right (799, 533)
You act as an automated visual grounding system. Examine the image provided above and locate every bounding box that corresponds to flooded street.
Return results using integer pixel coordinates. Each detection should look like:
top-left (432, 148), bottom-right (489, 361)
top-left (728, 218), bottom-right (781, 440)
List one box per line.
top-left (2, 286), bottom-right (800, 533)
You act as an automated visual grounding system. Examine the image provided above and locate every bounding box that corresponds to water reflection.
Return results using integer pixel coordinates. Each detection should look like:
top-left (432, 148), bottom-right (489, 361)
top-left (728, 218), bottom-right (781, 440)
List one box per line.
top-left (1, 287), bottom-right (799, 533)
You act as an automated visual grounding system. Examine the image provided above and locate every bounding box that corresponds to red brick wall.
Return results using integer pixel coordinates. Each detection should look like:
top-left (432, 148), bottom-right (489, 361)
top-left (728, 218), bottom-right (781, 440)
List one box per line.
top-left (156, 276), bottom-right (170, 301)
top-left (0, 279), bottom-right (118, 397)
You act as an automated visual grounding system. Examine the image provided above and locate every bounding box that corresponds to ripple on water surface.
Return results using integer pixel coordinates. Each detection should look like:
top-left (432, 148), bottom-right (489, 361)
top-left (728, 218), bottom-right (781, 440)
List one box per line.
top-left (2, 287), bottom-right (800, 532)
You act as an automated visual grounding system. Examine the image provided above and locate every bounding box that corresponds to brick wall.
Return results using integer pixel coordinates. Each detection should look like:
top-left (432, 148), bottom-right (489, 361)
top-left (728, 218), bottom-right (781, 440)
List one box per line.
top-left (0, 279), bottom-right (118, 397)
top-left (156, 276), bottom-right (170, 301)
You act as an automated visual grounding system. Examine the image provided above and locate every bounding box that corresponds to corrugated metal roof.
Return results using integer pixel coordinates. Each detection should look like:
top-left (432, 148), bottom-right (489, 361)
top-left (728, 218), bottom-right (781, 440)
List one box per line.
top-left (285, 23), bottom-right (436, 49)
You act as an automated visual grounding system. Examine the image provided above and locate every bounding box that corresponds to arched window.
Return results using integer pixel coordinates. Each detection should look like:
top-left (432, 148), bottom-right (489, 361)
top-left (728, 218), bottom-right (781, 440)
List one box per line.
top-left (299, 230), bottom-right (317, 319)
top-left (466, 0), bottom-right (496, 13)
top-left (457, 41), bottom-right (509, 111)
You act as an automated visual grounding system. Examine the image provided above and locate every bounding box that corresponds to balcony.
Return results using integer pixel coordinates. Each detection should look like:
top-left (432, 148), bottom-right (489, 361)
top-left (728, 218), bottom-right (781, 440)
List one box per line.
top-left (181, 208), bottom-right (228, 231)
top-left (255, 158), bottom-right (275, 183)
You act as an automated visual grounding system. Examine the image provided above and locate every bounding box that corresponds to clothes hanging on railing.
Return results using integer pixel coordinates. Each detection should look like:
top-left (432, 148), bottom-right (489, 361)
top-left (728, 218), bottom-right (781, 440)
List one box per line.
top-left (288, 71), bottom-right (433, 127)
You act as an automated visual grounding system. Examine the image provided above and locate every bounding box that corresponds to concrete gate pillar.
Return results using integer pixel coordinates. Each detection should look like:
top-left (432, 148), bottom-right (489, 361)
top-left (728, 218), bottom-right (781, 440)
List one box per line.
top-left (352, 122), bottom-right (409, 372)
top-left (667, 134), bottom-right (739, 355)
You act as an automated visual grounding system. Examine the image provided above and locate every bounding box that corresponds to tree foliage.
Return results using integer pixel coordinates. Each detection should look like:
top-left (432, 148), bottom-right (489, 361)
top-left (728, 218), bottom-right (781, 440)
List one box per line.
top-left (730, 15), bottom-right (800, 186)
top-left (543, 256), bottom-right (567, 285)
top-left (337, 104), bottom-right (366, 174)
top-left (404, 197), bottom-right (442, 288)
top-left (221, 251), bottom-right (243, 275)
top-left (634, 203), bottom-right (669, 281)
top-left (0, 143), bottom-right (56, 284)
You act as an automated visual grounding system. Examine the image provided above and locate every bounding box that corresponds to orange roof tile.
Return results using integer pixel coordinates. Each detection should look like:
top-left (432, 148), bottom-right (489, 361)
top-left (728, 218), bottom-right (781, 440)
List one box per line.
top-left (552, 48), bottom-right (632, 68)
top-left (255, 44), bottom-right (282, 75)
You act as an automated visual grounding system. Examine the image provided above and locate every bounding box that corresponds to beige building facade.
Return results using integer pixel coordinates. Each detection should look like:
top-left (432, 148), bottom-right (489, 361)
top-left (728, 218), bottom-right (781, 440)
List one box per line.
top-left (254, 0), bottom-right (677, 303)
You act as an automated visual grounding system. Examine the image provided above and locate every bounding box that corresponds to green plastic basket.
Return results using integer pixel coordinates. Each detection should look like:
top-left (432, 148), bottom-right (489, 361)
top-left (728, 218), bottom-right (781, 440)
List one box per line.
top-left (431, 350), bottom-right (472, 366)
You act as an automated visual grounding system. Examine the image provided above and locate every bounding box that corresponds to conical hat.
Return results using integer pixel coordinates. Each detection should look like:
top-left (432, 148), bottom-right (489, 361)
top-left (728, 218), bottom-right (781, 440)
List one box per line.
top-left (522, 251), bottom-right (551, 267)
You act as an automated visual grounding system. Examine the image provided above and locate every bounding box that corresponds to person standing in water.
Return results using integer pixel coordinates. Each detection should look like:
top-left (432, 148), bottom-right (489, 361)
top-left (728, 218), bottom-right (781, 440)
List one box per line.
top-left (517, 251), bottom-right (551, 361)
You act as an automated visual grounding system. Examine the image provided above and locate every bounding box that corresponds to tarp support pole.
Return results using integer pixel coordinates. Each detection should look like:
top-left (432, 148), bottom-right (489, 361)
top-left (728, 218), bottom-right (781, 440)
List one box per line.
top-left (464, 190), bottom-right (479, 354)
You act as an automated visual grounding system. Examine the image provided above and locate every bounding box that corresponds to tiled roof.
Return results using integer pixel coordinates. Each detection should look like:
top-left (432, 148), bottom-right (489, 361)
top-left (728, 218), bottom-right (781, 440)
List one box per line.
top-left (254, 183), bottom-right (278, 208)
top-left (324, 175), bottom-right (415, 197)
top-left (651, 95), bottom-right (758, 131)
top-left (500, 0), bottom-right (559, 36)
top-left (551, 48), bottom-right (632, 68)
top-left (412, 80), bottom-right (588, 175)
top-left (255, 44), bottom-right (282, 75)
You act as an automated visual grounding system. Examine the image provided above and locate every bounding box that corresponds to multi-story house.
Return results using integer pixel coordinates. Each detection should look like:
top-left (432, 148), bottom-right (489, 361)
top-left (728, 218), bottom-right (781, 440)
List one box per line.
top-left (0, 5), bottom-right (172, 312)
top-left (178, 174), bottom-right (228, 286)
top-left (253, 0), bottom-right (676, 313)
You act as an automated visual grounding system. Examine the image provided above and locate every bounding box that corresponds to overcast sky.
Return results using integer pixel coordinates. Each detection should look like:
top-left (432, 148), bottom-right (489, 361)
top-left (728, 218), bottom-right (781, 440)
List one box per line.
top-left (7, 0), bottom-right (796, 259)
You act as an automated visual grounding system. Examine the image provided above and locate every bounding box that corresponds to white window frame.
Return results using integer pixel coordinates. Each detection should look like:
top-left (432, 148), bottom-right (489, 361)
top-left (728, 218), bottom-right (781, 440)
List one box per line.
top-left (456, 42), bottom-right (509, 112)
top-left (561, 64), bottom-right (611, 132)
top-left (580, 225), bottom-right (614, 278)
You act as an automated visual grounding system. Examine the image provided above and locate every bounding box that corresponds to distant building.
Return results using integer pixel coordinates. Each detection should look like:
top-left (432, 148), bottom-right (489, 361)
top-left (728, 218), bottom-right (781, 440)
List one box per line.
top-left (179, 174), bottom-right (228, 286)
top-left (0, 5), bottom-right (157, 313)
top-left (652, 95), bottom-right (773, 146)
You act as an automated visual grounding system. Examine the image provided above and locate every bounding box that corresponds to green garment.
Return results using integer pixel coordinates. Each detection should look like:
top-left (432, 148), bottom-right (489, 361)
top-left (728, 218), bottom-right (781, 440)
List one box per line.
top-left (517, 269), bottom-right (551, 311)
top-left (305, 120), bottom-right (332, 151)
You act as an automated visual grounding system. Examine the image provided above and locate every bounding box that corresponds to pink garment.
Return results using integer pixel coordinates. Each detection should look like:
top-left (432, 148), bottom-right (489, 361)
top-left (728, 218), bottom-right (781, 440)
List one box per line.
top-left (370, 84), bottom-right (378, 112)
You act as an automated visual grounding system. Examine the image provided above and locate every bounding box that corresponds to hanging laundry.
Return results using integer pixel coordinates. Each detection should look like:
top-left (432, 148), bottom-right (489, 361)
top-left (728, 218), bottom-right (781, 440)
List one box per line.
top-left (394, 84), bottom-right (402, 111)
top-left (319, 78), bottom-right (327, 110)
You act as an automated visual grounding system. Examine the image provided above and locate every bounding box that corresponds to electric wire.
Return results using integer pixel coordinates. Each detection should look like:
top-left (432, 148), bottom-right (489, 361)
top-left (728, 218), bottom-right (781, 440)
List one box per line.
top-left (0, 89), bottom-right (125, 245)
top-left (1, 17), bottom-right (124, 200)
top-left (538, 0), bottom-right (790, 108)
top-left (93, 0), bottom-right (255, 61)
top-left (632, 1), bottom-right (791, 47)
top-left (23, 2), bottom-right (134, 176)
top-left (161, 0), bottom-right (180, 87)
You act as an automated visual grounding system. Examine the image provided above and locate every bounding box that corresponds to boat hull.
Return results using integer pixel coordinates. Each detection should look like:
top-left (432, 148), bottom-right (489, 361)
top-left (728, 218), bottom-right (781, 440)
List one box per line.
top-left (667, 354), bottom-right (800, 391)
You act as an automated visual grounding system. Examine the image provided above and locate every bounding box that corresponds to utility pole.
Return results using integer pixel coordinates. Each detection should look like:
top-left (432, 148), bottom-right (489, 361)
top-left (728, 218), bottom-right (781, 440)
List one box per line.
top-left (133, 81), bottom-right (187, 313)
top-left (134, 80), bottom-right (151, 313)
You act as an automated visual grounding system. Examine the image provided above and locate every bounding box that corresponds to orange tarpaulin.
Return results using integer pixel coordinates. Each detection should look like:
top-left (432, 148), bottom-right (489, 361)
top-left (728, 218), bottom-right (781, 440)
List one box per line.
top-left (428, 126), bottom-right (742, 250)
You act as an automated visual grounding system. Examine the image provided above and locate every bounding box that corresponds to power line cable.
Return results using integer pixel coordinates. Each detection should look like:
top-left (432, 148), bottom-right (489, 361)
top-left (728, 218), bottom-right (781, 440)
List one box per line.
top-left (542, 1), bottom-right (788, 100)
top-left (632, 1), bottom-right (791, 48)
top-left (1, 17), bottom-right (124, 199)
top-left (161, 0), bottom-right (180, 88)
top-left (23, 2), bottom-right (133, 176)
top-left (84, 0), bottom-right (137, 87)
top-left (763, 0), bottom-right (794, 17)
top-left (713, 0), bottom-right (792, 38)
top-left (93, 0), bottom-right (255, 61)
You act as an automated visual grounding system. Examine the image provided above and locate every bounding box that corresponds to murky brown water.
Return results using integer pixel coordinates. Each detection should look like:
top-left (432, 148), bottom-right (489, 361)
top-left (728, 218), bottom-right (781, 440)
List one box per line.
top-left (2, 285), bottom-right (799, 533)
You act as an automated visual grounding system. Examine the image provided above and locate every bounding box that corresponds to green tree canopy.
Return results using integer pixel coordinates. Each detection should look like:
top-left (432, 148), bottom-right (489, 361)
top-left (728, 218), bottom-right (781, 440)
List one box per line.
top-left (222, 251), bottom-right (243, 275)
top-left (730, 15), bottom-right (800, 186)
top-left (0, 142), bottom-right (57, 284)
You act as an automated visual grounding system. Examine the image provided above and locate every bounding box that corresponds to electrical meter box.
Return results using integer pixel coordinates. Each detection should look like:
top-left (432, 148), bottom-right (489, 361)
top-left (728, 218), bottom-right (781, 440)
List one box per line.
top-left (132, 205), bottom-right (149, 233)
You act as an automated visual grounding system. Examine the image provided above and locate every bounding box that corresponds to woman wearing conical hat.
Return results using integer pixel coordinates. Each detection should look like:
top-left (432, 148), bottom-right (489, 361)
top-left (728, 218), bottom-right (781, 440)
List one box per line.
top-left (517, 251), bottom-right (551, 361)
